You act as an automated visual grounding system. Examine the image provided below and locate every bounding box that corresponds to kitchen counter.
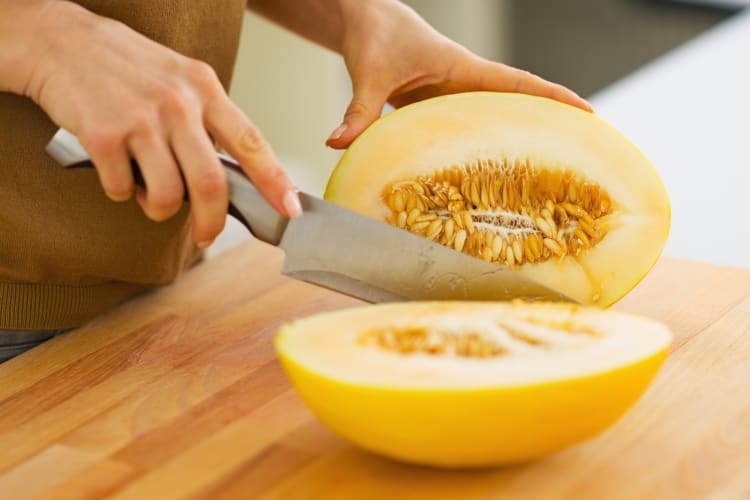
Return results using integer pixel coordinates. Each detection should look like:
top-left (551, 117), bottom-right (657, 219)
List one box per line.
top-left (590, 8), bottom-right (750, 268)
top-left (1, 240), bottom-right (749, 499)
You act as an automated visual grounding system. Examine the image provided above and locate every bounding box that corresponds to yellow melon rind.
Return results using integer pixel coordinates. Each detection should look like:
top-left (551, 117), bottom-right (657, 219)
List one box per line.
top-left (324, 92), bottom-right (671, 307)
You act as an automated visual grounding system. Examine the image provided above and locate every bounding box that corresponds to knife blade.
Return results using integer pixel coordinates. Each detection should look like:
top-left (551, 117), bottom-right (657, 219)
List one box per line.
top-left (46, 128), bottom-right (575, 303)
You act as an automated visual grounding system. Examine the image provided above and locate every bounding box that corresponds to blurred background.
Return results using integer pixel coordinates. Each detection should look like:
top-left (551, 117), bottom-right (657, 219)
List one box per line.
top-left (212, 0), bottom-right (748, 266)
top-left (229, 0), bottom-right (736, 195)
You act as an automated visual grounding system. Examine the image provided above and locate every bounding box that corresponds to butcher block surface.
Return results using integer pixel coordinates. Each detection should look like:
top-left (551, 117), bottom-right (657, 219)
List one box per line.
top-left (1, 240), bottom-right (749, 499)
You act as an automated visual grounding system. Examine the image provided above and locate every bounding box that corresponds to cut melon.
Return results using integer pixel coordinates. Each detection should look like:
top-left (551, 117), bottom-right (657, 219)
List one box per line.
top-left (276, 301), bottom-right (671, 467)
top-left (324, 92), bottom-right (670, 306)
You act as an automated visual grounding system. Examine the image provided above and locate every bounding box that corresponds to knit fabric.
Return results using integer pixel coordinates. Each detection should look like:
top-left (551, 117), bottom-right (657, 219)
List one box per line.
top-left (0, 0), bottom-right (246, 328)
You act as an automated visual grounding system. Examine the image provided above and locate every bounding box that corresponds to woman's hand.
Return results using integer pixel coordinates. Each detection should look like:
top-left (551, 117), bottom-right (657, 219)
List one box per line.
top-left (3, 0), bottom-right (301, 248)
top-left (326, 0), bottom-right (593, 149)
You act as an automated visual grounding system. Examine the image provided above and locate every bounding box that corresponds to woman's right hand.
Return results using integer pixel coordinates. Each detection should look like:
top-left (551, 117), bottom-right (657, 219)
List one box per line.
top-left (1, 0), bottom-right (301, 248)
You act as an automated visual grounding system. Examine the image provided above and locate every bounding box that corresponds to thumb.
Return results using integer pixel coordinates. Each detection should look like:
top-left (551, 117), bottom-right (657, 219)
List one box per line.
top-left (326, 82), bottom-right (387, 149)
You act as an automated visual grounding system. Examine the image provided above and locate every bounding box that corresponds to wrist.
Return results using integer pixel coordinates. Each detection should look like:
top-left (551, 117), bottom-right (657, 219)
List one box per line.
top-left (337, 0), bottom-right (404, 57)
top-left (246, 0), bottom-right (348, 54)
top-left (0, 0), bottom-right (91, 98)
top-left (337, 0), bottom-right (369, 47)
top-left (0, 0), bottom-right (53, 95)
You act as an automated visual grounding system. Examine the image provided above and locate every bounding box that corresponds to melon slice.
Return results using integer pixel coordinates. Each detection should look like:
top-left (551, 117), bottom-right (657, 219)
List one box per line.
top-left (276, 301), bottom-right (671, 467)
top-left (324, 92), bottom-right (670, 306)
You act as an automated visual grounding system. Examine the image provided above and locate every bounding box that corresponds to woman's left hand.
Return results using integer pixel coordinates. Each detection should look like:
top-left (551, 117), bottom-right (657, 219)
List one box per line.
top-left (325, 0), bottom-right (592, 149)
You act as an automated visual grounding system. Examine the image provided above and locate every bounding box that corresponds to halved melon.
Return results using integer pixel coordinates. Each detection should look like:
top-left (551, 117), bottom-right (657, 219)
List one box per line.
top-left (324, 92), bottom-right (670, 306)
top-left (276, 301), bottom-right (671, 467)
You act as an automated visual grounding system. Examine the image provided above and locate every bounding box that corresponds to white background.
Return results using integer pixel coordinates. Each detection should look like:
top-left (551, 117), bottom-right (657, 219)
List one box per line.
top-left (590, 9), bottom-right (750, 268)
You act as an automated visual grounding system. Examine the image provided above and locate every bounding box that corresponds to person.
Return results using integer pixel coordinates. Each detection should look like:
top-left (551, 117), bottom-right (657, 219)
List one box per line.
top-left (0, 0), bottom-right (591, 362)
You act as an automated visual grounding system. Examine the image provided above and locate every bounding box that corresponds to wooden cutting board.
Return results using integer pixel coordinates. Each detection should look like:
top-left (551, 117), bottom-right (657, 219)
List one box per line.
top-left (1, 240), bottom-right (749, 500)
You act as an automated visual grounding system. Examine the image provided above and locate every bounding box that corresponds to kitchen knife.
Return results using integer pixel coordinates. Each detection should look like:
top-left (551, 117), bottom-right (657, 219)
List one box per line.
top-left (46, 128), bottom-right (575, 303)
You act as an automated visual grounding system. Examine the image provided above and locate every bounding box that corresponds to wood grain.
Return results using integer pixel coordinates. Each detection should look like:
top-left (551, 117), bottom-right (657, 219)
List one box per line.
top-left (0, 240), bottom-right (748, 500)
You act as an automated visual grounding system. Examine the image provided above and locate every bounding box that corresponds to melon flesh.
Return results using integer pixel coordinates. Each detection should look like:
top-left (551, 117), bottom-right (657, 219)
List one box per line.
top-left (324, 92), bottom-right (671, 307)
top-left (275, 301), bottom-right (671, 467)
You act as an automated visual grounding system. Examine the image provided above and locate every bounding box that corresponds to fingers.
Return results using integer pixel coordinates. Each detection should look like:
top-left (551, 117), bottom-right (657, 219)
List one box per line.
top-left (325, 55), bottom-right (592, 154)
top-left (78, 128), bottom-right (134, 202)
top-left (81, 91), bottom-right (297, 251)
top-left (128, 130), bottom-right (185, 223)
top-left (205, 99), bottom-right (301, 218)
top-left (477, 59), bottom-right (593, 112)
top-left (326, 81), bottom-right (388, 149)
top-left (39, 11), bottom-right (297, 245)
top-left (171, 126), bottom-right (228, 247)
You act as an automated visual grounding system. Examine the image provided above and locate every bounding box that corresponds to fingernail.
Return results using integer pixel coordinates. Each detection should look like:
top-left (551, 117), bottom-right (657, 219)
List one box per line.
top-left (327, 123), bottom-right (348, 142)
top-left (283, 189), bottom-right (303, 218)
top-left (197, 239), bottom-right (214, 249)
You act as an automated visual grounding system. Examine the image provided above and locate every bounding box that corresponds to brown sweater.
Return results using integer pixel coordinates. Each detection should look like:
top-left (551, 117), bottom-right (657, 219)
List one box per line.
top-left (0, 0), bottom-right (246, 329)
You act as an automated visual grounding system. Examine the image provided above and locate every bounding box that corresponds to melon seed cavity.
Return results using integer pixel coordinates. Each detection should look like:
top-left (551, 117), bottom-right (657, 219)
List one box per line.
top-left (383, 159), bottom-right (614, 267)
top-left (359, 317), bottom-right (601, 358)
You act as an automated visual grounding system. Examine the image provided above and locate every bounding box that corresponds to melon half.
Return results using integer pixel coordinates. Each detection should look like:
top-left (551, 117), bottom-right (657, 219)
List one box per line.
top-left (325, 92), bottom-right (670, 306)
top-left (275, 301), bottom-right (671, 467)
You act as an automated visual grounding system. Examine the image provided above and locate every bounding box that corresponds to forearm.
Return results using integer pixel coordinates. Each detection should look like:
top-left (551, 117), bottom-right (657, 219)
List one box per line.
top-left (246, 0), bottom-right (366, 54)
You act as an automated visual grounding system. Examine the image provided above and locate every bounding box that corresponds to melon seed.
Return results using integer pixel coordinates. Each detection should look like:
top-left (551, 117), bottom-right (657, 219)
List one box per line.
top-left (383, 158), bottom-right (614, 268)
top-left (359, 315), bottom-right (600, 359)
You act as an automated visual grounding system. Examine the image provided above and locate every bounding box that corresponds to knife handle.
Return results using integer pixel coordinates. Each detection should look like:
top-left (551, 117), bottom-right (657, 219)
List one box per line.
top-left (45, 128), bottom-right (288, 245)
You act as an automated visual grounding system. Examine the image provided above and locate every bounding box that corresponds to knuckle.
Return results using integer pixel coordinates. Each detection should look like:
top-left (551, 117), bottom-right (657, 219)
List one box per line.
top-left (192, 166), bottom-right (227, 200)
top-left (143, 77), bottom-right (174, 101)
top-left (188, 60), bottom-right (222, 95)
top-left (147, 185), bottom-right (184, 218)
top-left (237, 125), bottom-right (269, 156)
top-left (129, 114), bottom-right (159, 143)
top-left (161, 53), bottom-right (183, 74)
top-left (126, 107), bottom-right (151, 128)
top-left (79, 126), bottom-right (125, 156)
top-left (513, 70), bottom-right (535, 92)
top-left (142, 77), bottom-right (194, 121)
top-left (549, 83), bottom-right (567, 99)
top-left (103, 177), bottom-right (133, 201)
top-left (194, 215), bottom-right (226, 240)
top-left (189, 60), bottom-right (215, 80)
top-left (344, 99), bottom-right (371, 120)
top-left (159, 87), bottom-right (193, 120)
top-left (267, 165), bottom-right (287, 184)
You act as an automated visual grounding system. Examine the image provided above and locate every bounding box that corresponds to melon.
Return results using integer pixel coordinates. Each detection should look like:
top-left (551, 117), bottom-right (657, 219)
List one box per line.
top-left (275, 301), bottom-right (671, 467)
top-left (324, 92), bottom-right (670, 306)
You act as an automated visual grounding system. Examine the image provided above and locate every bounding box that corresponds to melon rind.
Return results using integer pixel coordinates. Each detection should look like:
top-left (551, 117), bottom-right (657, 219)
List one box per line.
top-left (324, 92), bottom-right (671, 307)
top-left (275, 301), bottom-right (671, 467)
